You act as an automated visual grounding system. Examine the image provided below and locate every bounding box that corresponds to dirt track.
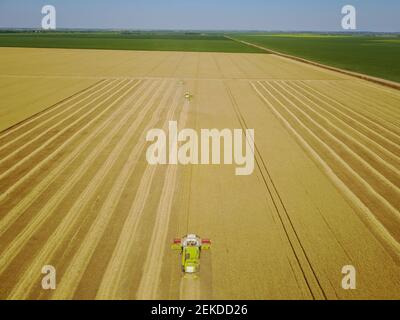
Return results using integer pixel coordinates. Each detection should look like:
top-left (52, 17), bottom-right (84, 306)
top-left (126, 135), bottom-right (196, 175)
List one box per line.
top-left (0, 48), bottom-right (399, 299)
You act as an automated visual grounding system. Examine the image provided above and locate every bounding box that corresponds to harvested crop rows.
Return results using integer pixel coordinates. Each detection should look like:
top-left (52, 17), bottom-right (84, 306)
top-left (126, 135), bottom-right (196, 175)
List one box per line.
top-left (0, 48), bottom-right (399, 299)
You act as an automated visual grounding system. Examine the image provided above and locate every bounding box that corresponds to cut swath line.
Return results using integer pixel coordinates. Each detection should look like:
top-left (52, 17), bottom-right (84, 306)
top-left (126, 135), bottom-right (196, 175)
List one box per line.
top-left (263, 81), bottom-right (400, 203)
top-left (7, 80), bottom-right (171, 300)
top-left (260, 81), bottom-right (400, 215)
top-left (0, 79), bottom-right (115, 153)
top-left (0, 79), bottom-right (146, 278)
top-left (136, 98), bottom-right (191, 300)
top-left (252, 82), bottom-right (400, 260)
top-left (353, 80), bottom-right (400, 100)
top-left (326, 80), bottom-right (400, 117)
top-left (51, 81), bottom-right (179, 300)
top-left (0, 79), bottom-right (123, 168)
top-left (322, 81), bottom-right (400, 129)
top-left (298, 81), bottom-right (400, 145)
top-left (0, 80), bottom-right (130, 182)
top-left (272, 81), bottom-right (400, 182)
top-left (0, 79), bottom-right (106, 140)
top-left (0, 81), bottom-right (140, 204)
top-left (287, 81), bottom-right (400, 161)
top-left (96, 86), bottom-right (183, 300)
top-left (0, 80), bottom-right (148, 237)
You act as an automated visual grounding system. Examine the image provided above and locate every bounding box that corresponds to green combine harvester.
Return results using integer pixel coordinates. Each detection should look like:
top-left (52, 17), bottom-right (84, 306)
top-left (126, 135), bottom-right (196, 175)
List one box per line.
top-left (172, 234), bottom-right (211, 273)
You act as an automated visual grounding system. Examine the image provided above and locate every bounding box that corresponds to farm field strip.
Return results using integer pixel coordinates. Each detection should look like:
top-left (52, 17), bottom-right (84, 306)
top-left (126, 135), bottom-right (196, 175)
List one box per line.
top-left (252, 80), bottom-right (400, 254)
top-left (51, 81), bottom-right (180, 299)
top-left (226, 83), bottom-right (326, 299)
top-left (0, 79), bottom-right (180, 298)
top-left (136, 94), bottom-right (191, 300)
top-left (7, 81), bottom-right (178, 299)
top-left (1, 48), bottom-right (400, 299)
top-left (95, 89), bottom-right (182, 299)
top-left (0, 80), bottom-right (148, 279)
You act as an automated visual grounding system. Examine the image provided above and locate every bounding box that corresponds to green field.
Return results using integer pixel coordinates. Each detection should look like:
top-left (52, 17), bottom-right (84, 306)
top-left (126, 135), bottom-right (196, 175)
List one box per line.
top-left (1, 31), bottom-right (398, 82)
top-left (0, 32), bottom-right (264, 53)
top-left (232, 33), bottom-right (400, 82)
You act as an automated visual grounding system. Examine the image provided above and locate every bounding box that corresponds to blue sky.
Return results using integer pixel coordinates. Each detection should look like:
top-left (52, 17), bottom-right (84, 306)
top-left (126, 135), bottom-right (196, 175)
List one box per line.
top-left (0, 0), bottom-right (399, 32)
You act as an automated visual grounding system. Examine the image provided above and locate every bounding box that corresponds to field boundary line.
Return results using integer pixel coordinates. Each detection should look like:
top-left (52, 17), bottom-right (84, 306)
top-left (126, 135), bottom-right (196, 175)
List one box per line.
top-left (252, 82), bottom-right (400, 261)
top-left (225, 36), bottom-right (400, 90)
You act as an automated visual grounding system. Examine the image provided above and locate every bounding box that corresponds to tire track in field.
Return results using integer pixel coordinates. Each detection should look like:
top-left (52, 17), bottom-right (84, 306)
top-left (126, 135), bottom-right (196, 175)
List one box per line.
top-left (179, 275), bottom-right (201, 300)
top-left (0, 80), bottom-right (148, 237)
top-left (51, 81), bottom-right (178, 300)
top-left (226, 82), bottom-right (326, 300)
top-left (95, 85), bottom-right (183, 300)
top-left (0, 79), bottom-right (128, 181)
top-left (0, 80), bottom-right (111, 152)
top-left (0, 80), bottom-right (132, 201)
top-left (252, 82), bottom-right (400, 260)
top-left (0, 79), bottom-right (146, 277)
top-left (298, 81), bottom-right (400, 148)
top-left (288, 81), bottom-right (400, 162)
top-left (6, 80), bottom-right (172, 300)
top-left (0, 79), bottom-right (106, 141)
top-left (263, 81), bottom-right (400, 208)
top-left (272, 81), bottom-right (400, 185)
top-left (136, 96), bottom-right (191, 300)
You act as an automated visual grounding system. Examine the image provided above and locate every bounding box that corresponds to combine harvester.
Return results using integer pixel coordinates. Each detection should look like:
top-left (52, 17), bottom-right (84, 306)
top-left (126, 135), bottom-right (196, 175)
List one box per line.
top-left (172, 234), bottom-right (211, 273)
